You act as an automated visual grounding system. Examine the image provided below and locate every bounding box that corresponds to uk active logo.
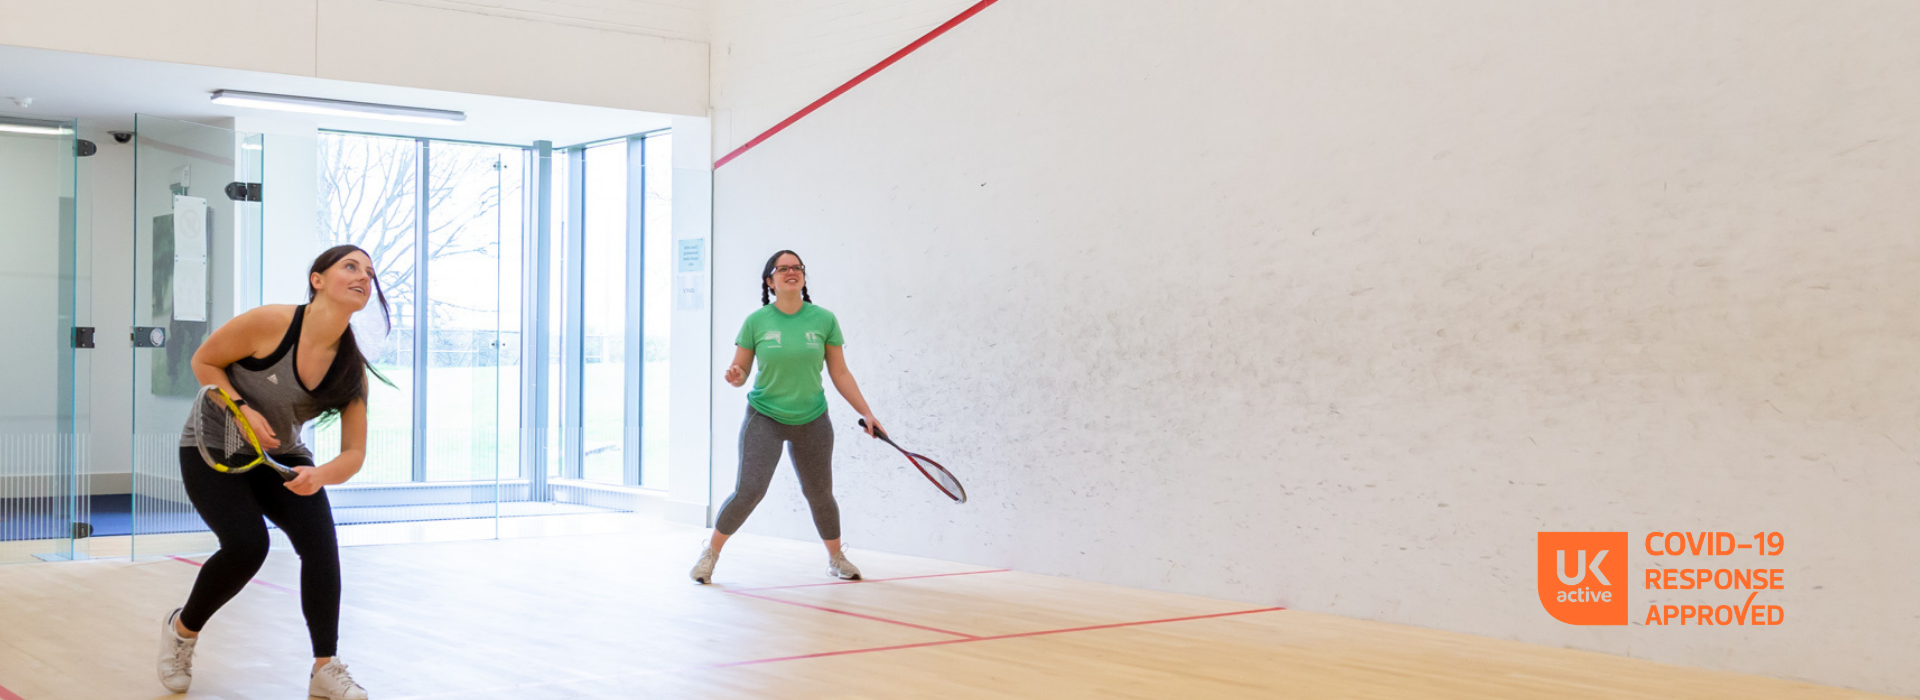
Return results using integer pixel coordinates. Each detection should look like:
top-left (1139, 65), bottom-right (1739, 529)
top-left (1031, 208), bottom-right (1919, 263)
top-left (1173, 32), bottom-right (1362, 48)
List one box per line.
top-left (1538, 532), bottom-right (1628, 625)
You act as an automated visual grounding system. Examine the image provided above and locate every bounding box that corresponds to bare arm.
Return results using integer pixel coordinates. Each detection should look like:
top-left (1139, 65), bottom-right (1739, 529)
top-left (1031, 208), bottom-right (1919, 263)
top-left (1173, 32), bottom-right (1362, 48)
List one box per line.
top-left (824, 345), bottom-right (880, 436)
top-left (285, 392), bottom-right (367, 495)
top-left (190, 306), bottom-right (288, 450)
top-left (724, 345), bottom-right (756, 387)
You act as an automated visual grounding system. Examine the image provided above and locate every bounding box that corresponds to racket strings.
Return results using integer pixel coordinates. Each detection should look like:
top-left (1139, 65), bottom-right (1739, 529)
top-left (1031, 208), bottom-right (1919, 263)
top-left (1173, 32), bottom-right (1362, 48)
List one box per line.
top-left (197, 389), bottom-right (256, 470)
top-left (910, 455), bottom-right (966, 502)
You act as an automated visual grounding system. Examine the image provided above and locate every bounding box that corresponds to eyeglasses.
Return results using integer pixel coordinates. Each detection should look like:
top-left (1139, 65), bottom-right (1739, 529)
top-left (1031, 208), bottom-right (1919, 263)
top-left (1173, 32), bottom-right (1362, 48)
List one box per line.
top-left (772, 264), bottom-right (806, 274)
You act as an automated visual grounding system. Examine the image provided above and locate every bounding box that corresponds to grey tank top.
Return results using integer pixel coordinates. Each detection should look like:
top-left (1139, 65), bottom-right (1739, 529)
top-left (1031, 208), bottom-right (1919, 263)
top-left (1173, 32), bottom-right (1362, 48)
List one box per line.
top-left (179, 305), bottom-right (353, 458)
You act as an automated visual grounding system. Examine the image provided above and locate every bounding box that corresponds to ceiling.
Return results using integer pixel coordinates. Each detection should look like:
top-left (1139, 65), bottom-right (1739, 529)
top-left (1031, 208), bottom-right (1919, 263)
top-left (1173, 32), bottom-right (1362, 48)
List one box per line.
top-left (0, 44), bottom-right (678, 146)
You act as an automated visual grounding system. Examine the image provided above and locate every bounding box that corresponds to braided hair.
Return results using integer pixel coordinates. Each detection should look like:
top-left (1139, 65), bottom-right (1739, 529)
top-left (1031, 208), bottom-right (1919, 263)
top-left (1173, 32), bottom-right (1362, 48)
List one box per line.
top-left (760, 249), bottom-right (813, 305)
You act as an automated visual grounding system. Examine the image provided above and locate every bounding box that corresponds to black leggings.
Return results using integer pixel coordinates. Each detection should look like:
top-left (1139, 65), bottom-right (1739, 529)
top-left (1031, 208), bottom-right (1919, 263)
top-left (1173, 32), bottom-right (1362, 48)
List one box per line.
top-left (177, 447), bottom-right (341, 658)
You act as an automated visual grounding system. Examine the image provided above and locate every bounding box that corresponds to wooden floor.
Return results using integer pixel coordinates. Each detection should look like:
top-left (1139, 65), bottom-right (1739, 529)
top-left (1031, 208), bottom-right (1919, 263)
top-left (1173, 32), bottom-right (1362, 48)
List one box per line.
top-left (0, 516), bottom-right (1894, 700)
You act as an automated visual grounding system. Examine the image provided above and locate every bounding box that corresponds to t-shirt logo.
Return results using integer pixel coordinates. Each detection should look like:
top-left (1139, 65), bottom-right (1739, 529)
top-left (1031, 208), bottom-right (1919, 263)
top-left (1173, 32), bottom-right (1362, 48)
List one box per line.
top-left (805, 331), bottom-right (823, 348)
top-left (762, 330), bottom-right (782, 348)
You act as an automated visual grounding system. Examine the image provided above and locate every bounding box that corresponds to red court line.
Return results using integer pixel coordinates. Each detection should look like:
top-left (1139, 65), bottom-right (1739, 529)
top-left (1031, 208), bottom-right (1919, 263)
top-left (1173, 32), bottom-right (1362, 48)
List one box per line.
top-left (704, 606), bottom-right (1287, 669)
top-left (731, 591), bottom-right (978, 639)
top-left (726, 568), bottom-right (1010, 593)
top-left (712, 0), bottom-right (1004, 169)
top-left (378, 607), bottom-right (1290, 699)
top-left (0, 682), bottom-right (25, 700)
top-left (169, 555), bottom-right (299, 595)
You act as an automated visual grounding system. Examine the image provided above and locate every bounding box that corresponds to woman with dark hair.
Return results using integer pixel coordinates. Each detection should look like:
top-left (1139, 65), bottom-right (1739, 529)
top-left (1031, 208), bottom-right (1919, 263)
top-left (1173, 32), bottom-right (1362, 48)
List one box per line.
top-left (155, 245), bottom-right (387, 700)
top-left (691, 250), bottom-right (884, 584)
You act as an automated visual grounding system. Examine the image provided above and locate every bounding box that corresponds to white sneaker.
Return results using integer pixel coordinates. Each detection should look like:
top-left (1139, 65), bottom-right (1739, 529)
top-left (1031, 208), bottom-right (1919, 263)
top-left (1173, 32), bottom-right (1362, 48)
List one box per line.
top-left (690, 545), bottom-right (720, 584)
top-left (827, 551), bottom-right (862, 580)
top-left (156, 607), bottom-right (195, 693)
top-left (309, 658), bottom-right (369, 700)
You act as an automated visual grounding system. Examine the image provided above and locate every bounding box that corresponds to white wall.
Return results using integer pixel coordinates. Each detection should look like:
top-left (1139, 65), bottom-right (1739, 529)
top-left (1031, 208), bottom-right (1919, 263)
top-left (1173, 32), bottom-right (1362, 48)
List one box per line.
top-left (0, 0), bottom-right (709, 116)
top-left (667, 115), bottom-right (715, 525)
top-left (707, 0), bottom-right (1920, 695)
top-left (0, 133), bottom-right (72, 438)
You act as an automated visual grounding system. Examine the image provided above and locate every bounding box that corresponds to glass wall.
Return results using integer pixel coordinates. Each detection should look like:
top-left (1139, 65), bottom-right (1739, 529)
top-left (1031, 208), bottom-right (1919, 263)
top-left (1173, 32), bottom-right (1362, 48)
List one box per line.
top-left (0, 115), bottom-right (89, 563)
top-left (422, 142), bottom-right (519, 484)
top-left (314, 133), bottom-right (417, 483)
top-left (556, 134), bottom-right (673, 489)
top-left (582, 142), bottom-right (627, 484)
top-left (639, 135), bottom-right (673, 488)
top-left (166, 127), bottom-right (685, 547)
top-left (128, 116), bottom-right (265, 558)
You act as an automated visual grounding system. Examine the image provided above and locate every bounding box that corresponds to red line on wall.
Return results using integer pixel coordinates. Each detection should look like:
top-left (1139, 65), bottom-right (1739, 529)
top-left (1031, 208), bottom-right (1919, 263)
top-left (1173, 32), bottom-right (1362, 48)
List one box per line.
top-left (712, 0), bottom-right (1005, 169)
top-left (703, 606), bottom-right (1287, 669)
top-left (730, 590), bottom-right (979, 638)
top-left (0, 682), bottom-right (26, 700)
top-left (169, 555), bottom-right (299, 594)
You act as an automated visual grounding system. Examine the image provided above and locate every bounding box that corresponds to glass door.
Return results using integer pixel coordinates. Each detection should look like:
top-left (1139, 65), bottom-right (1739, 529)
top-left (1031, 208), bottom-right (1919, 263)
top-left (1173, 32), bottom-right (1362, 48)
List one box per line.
top-left (0, 114), bottom-right (90, 563)
top-left (129, 115), bottom-right (264, 558)
top-left (313, 135), bottom-right (514, 545)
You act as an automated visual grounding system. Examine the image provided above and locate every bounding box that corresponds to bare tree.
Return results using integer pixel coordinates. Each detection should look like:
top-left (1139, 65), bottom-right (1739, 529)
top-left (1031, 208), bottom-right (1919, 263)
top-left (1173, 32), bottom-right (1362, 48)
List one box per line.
top-left (317, 134), bottom-right (507, 332)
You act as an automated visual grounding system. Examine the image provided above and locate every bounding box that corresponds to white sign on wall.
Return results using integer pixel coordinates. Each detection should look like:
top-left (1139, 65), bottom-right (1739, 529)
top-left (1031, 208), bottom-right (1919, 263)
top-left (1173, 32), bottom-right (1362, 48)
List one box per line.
top-left (676, 238), bottom-right (706, 310)
top-left (172, 195), bottom-right (208, 322)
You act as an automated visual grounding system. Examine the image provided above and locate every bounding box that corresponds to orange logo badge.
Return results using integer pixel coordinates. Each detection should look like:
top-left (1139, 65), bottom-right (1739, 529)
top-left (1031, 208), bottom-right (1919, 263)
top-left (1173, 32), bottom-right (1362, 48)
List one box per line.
top-left (1538, 532), bottom-right (1628, 625)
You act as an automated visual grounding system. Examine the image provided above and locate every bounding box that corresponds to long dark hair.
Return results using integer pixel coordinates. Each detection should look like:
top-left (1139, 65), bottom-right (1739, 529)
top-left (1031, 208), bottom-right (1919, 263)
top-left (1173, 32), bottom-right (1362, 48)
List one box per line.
top-left (760, 249), bottom-right (812, 305)
top-left (307, 244), bottom-right (394, 416)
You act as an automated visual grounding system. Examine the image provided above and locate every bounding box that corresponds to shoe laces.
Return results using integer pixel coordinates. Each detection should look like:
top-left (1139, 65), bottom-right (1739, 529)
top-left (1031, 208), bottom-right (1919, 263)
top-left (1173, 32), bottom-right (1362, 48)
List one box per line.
top-left (321, 662), bottom-right (364, 692)
top-left (164, 636), bottom-right (194, 672)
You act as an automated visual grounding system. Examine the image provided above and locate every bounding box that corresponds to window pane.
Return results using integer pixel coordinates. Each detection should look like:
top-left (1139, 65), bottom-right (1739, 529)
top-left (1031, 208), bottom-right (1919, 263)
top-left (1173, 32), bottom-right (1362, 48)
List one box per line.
top-left (314, 133), bottom-right (415, 483)
top-left (424, 143), bottom-right (518, 482)
top-left (581, 142), bottom-right (626, 484)
top-left (641, 134), bottom-right (673, 488)
top-left (546, 149), bottom-right (569, 481)
top-left (497, 153), bottom-right (525, 482)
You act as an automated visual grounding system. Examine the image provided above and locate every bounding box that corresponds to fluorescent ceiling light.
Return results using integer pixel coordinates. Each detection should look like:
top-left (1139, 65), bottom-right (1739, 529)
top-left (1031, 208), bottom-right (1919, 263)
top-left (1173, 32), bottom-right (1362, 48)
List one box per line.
top-left (210, 90), bottom-right (466, 125)
top-left (0, 116), bottom-right (72, 136)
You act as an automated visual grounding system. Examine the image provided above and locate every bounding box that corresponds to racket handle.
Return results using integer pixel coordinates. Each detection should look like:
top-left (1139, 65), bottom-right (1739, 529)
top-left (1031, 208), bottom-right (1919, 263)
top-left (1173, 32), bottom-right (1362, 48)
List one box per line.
top-left (857, 418), bottom-right (888, 440)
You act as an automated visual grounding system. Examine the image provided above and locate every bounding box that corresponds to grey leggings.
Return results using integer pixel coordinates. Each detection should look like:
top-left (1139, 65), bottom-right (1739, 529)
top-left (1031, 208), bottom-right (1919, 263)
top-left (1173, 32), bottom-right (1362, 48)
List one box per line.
top-left (715, 407), bottom-right (840, 540)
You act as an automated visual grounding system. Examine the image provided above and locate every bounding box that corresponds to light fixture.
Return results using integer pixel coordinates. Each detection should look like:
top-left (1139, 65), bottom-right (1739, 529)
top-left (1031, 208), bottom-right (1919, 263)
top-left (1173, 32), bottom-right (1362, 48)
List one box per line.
top-left (0, 116), bottom-right (73, 136)
top-left (210, 90), bottom-right (466, 125)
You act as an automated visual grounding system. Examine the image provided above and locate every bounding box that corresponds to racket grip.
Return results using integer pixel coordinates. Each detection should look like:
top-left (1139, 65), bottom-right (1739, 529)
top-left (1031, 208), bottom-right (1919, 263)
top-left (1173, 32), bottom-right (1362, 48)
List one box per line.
top-left (857, 418), bottom-right (887, 440)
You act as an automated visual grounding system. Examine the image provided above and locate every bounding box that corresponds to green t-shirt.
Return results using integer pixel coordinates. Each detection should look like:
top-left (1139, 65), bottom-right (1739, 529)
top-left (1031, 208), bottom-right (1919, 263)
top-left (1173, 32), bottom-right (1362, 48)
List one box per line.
top-left (736, 303), bottom-right (844, 425)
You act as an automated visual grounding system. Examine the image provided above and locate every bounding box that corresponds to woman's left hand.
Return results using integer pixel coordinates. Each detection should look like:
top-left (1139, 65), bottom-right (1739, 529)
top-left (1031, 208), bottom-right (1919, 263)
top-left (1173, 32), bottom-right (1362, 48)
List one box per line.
top-left (860, 415), bottom-right (885, 438)
top-left (284, 466), bottom-right (326, 496)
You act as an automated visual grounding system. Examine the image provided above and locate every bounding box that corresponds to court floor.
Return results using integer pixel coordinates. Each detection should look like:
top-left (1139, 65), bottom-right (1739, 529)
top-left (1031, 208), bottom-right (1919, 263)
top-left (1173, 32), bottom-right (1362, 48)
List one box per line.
top-left (0, 517), bottom-right (1893, 699)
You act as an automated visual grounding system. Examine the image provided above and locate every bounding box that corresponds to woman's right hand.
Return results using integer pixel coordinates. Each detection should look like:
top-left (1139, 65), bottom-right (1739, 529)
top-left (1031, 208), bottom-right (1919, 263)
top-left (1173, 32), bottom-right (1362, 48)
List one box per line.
top-left (725, 364), bottom-right (748, 387)
top-left (239, 404), bottom-right (281, 450)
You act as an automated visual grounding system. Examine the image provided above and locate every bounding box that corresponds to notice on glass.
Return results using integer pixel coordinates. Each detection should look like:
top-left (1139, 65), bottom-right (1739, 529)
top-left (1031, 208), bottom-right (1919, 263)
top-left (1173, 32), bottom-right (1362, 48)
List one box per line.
top-left (172, 195), bottom-right (209, 322)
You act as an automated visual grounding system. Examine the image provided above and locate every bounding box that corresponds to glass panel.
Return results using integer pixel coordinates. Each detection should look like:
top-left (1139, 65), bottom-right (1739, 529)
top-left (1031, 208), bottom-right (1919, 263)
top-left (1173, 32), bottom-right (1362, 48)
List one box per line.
top-left (0, 115), bottom-right (86, 563)
top-left (498, 151), bottom-right (526, 484)
top-left (313, 133), bottom-right (417, 484)
top-left (424, 143), bottom-right (513, 485)
top-left (546, 149), bottom-right (571, 486)
top-left (129, 115), bottom-right (264, 558)
top-left (581, 142), bottom-right (626, 484)
top-left (641, 134), bottom-right (673, 488)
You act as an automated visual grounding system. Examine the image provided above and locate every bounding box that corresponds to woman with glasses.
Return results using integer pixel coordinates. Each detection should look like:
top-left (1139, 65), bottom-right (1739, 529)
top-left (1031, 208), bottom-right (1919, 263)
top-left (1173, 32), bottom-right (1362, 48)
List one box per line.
top-left (690, 250), bottom-right (884, 583)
